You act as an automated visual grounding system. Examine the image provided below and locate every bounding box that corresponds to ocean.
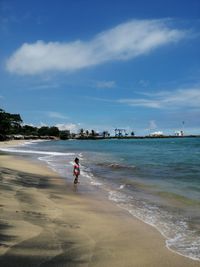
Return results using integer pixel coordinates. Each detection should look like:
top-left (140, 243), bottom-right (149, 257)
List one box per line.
top-left (1, 137), bottom-right (200, 261)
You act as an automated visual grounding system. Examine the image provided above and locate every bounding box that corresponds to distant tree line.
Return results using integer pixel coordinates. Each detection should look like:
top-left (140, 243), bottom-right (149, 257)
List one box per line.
top-left (78, 128), bottom-right (110, 138)
top-left (0, 108), bottom-right (110, 141)
top-left (0, 108), bottom-right (66, 141)
top-left (0, 108), bottom-right (23, 136)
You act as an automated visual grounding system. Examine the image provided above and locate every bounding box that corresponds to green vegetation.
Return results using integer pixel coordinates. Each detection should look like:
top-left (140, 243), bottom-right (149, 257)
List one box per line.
top-left (0, 108), bottom-right (61, 140)
top-left (0, 108), bottom-right (22, 138)
top-left (0, 108), bottom-right (109, 141)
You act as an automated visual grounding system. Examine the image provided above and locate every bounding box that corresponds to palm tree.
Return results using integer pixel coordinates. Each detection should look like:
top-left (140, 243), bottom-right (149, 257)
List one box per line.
top-left (79, 128), bottom-right (84, 137)
top-left (91, 129), bottom-right (96, 137)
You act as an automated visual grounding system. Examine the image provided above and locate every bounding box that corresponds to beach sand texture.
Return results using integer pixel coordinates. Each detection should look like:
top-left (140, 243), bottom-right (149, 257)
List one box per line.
top-left (0, 145), bottom-right (200, 266)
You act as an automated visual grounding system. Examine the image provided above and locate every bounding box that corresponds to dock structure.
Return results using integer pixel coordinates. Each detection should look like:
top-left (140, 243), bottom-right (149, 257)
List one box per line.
top-left (114, 128), bottom-right (128, 137)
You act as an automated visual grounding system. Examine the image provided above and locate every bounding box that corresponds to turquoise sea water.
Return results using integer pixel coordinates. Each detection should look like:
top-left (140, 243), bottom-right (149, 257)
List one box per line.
top-left (1, 137), bottom-right (200, 261)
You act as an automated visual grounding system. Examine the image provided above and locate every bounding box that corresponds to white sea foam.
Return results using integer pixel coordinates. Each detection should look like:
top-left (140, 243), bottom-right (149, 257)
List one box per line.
top-left (0, 147), bottom-right (75, 156)
top-left (108, 190), bottom-right (200, 261)
top-left (79, 163), bottom-right (104, 187)
top-left (0, 144), bottom-right (75, 178)
top-left (22, 140), bottom-right (49, 146)
top-left (38, 152), bottom-right (76, 178)
top-left (90, 181), bottom-right (103, 186)
top-left (38, 151), bottom-right (103, 186)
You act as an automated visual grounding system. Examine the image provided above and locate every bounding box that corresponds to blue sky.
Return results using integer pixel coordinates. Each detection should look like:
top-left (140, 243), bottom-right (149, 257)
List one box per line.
top-left (1, 0), bottom-right (200, 135)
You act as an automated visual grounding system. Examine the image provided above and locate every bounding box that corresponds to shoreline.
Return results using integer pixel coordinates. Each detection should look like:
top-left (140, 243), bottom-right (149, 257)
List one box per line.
top-left (1, 134), bottom-right (200, 143)
top-left (0, 141), bottom-right (200, 266)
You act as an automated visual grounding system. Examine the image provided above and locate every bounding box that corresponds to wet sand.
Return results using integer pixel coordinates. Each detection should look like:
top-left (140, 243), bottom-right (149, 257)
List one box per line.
top-left (0, 142), bottom-right (200, 266)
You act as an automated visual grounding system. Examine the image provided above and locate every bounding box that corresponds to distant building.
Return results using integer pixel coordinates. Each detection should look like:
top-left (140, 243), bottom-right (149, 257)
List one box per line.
top-left (175, 130), bottom-right (184, 136)
top-left (150, 131), bottom-right (164, 137)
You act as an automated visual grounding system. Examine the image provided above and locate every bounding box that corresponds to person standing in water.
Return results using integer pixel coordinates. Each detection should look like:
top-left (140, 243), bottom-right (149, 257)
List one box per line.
top-left (73, 157), bottom-right (80, 184)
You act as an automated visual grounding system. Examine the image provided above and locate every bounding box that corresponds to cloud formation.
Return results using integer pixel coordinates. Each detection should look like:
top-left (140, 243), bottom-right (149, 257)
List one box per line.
top-left (148, 120), bottom-right (157, 130)
top-left (55, 123), bottom-right (79, 132)
top-left (119, 88), bottom-right (200, 109)
top-left (95, 80), bottom-right (116, 88)
top-left (6, 19), bottom-right (185, 75)
top-left (47, 111), bottom-right (68, 120)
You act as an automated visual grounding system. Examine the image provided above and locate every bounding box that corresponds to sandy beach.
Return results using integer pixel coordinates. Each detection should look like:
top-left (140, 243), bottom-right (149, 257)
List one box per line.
top-left (0, 141), bottom-right (200, 267)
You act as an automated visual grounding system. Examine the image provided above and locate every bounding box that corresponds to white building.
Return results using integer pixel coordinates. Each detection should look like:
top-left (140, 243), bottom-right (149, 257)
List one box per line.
top-left (150, 131), bottom-right (164, 137)
top-left (175, 130), bottom-right (184, 136)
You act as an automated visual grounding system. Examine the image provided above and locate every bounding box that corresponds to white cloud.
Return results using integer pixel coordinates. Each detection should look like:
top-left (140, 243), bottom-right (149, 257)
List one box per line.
top-left (118, 88), bottom-right (200, 109)
top-left (95, 80), bottom-right (116, 88)
top-left (148, 120), bottom-right (157, 130)
top-left (38, 122), bottom-right (47, 127)
top-left (55, 123), bottom-right (79, 132)
top-left (6, 19), bottom-right (186, 75)
top-left (47, 111), bottom-right (69, 120)
top-left (119, 98), bottom-right (162, 108)
top-left (23, 121), bottom-right (79, 132)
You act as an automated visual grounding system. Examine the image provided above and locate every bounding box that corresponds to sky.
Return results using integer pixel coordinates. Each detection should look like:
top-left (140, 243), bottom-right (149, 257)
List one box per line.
top-left (0, 0), bottom-right (200, 135)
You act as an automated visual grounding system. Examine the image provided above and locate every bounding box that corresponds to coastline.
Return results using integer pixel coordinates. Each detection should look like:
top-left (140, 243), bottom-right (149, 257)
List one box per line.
top-left (0, 141), bottom-right (200, 266)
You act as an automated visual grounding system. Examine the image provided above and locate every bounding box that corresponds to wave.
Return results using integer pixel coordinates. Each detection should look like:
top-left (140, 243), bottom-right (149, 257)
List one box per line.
top-left (0, 147), bottom-right (75, 156)
top-left (108, 190), bottom-right (200, 261)
top-left (97, 162), bottom-right (136, 170)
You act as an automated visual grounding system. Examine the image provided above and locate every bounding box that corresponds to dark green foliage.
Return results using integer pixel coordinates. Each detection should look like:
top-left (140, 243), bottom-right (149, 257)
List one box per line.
top-left (38, 126), bottom-right (50, 136)
top-left (0, 108), bottom-right (62, 139)
top-left (48, 126), bottom-right (59, 137)
top-left (38, 126), bottom-right (59, 137)
top-left (60, 130), bottom-right (70, 140)
top-left (0, 108), bottom-right (111, 140)
top-left (0, 109), bottom-right (23, 135)
top-left (22, 125), bottom-right (38, 136)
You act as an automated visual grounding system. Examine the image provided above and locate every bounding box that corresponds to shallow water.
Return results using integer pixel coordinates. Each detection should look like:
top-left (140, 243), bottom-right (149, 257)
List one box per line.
top-left (1, 137), bottom-right (200, 261)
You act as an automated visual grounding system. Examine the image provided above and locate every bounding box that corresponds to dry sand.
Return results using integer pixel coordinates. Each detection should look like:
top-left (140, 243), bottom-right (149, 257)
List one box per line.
top-left (0, 141), bottom-right (200, 267)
